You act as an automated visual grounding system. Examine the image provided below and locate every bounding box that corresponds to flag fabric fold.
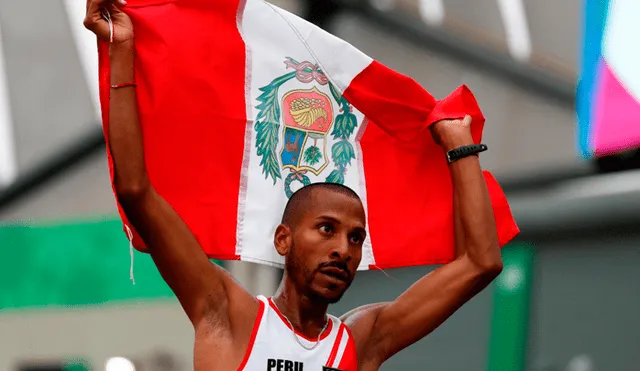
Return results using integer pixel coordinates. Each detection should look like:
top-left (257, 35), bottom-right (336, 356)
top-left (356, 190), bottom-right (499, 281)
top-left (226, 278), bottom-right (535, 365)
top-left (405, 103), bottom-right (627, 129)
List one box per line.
top-left (98, 0), bottom-right (519, 270)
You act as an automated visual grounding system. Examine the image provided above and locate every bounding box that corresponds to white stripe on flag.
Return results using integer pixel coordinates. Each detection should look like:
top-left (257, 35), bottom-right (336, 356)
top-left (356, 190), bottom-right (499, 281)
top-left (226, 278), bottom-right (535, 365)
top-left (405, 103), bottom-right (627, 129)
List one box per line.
top-left (0, 21), bottom-right (17, 187)
top-left (239, 0), bottom-right (374, 268)
top-left (268, 1), bottom-right (376, 270)
top-left (64, 0), bottom-right (101, 119)
top-left (267, 2), bottom-right (373, 92)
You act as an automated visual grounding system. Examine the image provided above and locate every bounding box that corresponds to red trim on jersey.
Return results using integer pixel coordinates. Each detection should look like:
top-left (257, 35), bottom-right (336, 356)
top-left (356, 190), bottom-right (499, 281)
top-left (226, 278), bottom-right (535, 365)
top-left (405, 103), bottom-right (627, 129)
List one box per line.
top-left (267, 298), bottom-right (333, 341)
top-left (325, 323), bottom-right (346, 367)
top-left (336, 325), bottom-right (358, 371)
top-left (236, 299), bottom-right (266, 371)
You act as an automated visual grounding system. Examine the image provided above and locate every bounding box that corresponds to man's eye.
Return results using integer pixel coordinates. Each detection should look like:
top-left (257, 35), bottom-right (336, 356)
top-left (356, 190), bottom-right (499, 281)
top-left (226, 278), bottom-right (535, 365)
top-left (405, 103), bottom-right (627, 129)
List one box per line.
top-left (319, 224), bottom-right (334, 233)
top-left (349, 234), bottom-right (363, 244)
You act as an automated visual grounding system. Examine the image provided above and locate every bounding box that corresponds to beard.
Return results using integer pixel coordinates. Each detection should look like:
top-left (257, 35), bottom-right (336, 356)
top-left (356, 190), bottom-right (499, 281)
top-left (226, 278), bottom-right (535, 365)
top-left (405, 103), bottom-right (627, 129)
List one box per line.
top-left (286, 242), bottom-right (350, 305)
top-left (317, 285), bottom-right (347, 304)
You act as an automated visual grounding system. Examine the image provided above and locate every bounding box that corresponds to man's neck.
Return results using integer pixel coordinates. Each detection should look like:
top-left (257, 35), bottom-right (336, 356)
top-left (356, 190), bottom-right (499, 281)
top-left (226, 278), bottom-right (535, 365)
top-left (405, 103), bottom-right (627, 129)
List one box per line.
top-left (272, 279), bottom-right (329, 338)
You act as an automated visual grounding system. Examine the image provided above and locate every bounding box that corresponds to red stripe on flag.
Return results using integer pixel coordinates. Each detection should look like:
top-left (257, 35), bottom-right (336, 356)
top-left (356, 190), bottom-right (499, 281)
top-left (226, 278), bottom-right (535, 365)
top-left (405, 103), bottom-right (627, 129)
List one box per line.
top-left (483, 172), bottom-right (520, 247)
top-left (345, 61), bottom-right (518, 268)
top-left (344, 61), bottom-right (437, 143)
top-left (360, 117), bottom-right (458, 267)
top-left (99, 0), bottom-right (248, 259)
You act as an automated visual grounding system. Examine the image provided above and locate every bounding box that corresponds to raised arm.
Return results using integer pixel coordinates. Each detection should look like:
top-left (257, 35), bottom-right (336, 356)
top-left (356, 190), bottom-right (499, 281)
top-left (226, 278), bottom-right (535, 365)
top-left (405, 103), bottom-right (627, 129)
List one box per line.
top-left (83, 0), bottom-right (257, 328)
top-left (344, 115), bottom-right (503, 367)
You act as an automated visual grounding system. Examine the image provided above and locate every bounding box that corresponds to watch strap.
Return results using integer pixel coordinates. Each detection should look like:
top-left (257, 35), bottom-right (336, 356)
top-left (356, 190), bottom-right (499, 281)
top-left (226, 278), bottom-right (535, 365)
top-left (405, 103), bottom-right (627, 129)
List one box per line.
top-left (446, 144), bottom-right (488, 163)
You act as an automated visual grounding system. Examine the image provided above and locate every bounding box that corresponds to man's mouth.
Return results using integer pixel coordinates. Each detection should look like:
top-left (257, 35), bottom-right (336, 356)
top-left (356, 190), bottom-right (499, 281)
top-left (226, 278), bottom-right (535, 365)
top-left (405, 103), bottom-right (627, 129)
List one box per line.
top-left (319, 266), bottom-right (349, 281)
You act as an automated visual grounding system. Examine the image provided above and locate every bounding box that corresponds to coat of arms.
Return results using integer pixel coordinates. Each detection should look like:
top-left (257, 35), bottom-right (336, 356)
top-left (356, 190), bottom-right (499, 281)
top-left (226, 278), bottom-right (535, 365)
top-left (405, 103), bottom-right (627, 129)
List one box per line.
top-left (255, 57), bottom-right (360, 198)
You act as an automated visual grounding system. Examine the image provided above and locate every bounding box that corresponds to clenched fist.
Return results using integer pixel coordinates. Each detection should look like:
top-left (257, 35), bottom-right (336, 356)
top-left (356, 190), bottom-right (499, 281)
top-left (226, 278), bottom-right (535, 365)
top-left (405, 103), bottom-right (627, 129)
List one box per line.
top-left (430, 115), bottom-right (474, 152)
top-left (83, 0), bottom-right (133, 44)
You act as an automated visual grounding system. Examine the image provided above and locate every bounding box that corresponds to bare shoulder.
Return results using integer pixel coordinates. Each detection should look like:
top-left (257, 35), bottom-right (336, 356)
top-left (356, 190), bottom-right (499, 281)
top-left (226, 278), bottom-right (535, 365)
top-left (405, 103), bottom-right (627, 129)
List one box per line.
top-left (340, 303), bottom-right (388, 351)
top-left (340, 302), bottom-right (388, 325)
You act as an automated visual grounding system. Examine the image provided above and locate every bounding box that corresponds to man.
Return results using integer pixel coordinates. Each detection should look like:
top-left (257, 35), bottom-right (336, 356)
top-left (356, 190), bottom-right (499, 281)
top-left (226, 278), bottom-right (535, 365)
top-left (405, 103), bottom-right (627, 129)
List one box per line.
top-left (84, 1), bottom-right (503, 370)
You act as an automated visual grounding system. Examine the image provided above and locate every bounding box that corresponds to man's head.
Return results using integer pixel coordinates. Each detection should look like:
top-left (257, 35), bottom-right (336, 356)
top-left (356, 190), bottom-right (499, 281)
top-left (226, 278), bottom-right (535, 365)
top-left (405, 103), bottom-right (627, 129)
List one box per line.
top-left (274, 183), bottom-right (366, 304)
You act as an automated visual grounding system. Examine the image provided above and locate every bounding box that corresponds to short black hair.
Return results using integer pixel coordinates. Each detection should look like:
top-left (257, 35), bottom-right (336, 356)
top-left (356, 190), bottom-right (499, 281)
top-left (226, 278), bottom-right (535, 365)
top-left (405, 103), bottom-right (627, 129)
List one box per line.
top-left (281, 183), bottom-right (361, 226)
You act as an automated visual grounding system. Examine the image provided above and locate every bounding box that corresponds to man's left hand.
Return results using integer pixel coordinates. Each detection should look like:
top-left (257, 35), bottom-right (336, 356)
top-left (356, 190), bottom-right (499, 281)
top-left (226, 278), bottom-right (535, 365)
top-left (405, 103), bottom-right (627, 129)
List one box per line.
top-left (430, 115), bottom-right (474, 151)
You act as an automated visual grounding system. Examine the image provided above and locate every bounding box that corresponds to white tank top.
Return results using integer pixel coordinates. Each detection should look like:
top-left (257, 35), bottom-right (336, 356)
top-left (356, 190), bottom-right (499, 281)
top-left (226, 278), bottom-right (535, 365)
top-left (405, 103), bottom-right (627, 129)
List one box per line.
top-left (237, 296), bottom-right (358, 371)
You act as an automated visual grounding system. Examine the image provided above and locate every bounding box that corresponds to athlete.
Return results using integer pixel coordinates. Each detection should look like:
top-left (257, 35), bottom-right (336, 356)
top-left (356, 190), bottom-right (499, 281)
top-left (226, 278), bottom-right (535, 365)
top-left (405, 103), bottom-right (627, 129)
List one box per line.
top-left (84, 1), bottom-right (504, 370)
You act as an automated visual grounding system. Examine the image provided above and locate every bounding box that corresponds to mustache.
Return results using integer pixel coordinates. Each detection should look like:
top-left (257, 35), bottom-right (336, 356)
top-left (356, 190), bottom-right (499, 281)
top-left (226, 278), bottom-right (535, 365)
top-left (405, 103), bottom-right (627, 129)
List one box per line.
top-left (318, 260), bottom-right (351, 279)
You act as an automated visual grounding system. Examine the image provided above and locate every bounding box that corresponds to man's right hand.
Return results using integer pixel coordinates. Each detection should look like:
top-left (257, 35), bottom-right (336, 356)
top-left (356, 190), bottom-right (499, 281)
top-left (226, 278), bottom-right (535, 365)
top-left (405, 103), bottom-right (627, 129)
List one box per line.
top-left (84, 0), bottom-right (133, 44)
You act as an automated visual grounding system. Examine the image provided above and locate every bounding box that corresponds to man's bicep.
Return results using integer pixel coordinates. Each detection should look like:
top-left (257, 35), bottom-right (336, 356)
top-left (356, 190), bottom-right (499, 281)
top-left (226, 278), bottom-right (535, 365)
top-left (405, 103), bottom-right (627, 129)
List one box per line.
top-left (366, 257), bottom-right (492, 361)
top-left (122, 189), bottom-right (246, 326)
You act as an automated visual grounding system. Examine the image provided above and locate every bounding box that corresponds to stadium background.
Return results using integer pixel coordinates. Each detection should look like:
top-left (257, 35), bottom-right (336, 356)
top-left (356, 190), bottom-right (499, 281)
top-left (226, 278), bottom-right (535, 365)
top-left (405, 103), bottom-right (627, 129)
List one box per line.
top-left (0, 0), bottom-right (639, 370)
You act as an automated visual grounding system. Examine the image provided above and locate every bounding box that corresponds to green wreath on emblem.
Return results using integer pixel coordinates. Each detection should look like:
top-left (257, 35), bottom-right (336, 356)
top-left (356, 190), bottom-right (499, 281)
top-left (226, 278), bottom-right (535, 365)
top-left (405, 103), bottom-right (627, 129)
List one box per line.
top-left (284, 171), bottom-right (312, 198)
top-left (325, 83), bottom-right (357, 185)
top-left (254, 71), bottom-right (297, 184)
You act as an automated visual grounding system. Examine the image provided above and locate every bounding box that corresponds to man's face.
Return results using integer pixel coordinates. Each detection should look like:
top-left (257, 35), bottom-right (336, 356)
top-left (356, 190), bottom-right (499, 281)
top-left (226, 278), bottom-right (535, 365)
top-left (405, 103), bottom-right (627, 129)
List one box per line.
top-left (283, 189), bottom-right (366, 304)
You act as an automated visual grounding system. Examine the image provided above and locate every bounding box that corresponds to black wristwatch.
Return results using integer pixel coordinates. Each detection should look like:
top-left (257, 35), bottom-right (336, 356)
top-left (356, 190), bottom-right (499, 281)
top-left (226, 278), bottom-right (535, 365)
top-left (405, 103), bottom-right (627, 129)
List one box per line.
top-left (446, 144), bottom-right (488, 163)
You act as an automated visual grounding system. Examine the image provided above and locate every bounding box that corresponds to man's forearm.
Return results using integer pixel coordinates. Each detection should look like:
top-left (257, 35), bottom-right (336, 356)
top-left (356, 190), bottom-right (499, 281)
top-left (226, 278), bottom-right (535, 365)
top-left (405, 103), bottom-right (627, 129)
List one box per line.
top-left (442, 133), bottom-right (500, 270)
top-left (108, 42), bottom-right (150, 196)
top-left (449, 155), bottom-right (500, 267)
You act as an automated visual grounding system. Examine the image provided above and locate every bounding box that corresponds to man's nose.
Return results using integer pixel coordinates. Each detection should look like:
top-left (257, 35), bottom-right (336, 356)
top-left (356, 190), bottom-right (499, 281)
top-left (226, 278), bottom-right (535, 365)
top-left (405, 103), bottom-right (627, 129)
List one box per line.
top-left (329, 237), bottom-right (351, 261)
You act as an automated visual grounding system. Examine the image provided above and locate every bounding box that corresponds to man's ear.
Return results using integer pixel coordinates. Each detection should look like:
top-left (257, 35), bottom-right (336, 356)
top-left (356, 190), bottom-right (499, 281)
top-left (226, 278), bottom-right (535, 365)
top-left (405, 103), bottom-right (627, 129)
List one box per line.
top-left (274, 224), bottom-right (292, 257)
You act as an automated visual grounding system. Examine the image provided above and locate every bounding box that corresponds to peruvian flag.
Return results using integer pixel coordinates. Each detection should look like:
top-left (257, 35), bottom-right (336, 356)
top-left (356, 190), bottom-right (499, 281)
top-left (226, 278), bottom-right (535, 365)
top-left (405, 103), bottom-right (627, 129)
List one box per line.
top-left (98, 0), bottom-right (519, 270)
